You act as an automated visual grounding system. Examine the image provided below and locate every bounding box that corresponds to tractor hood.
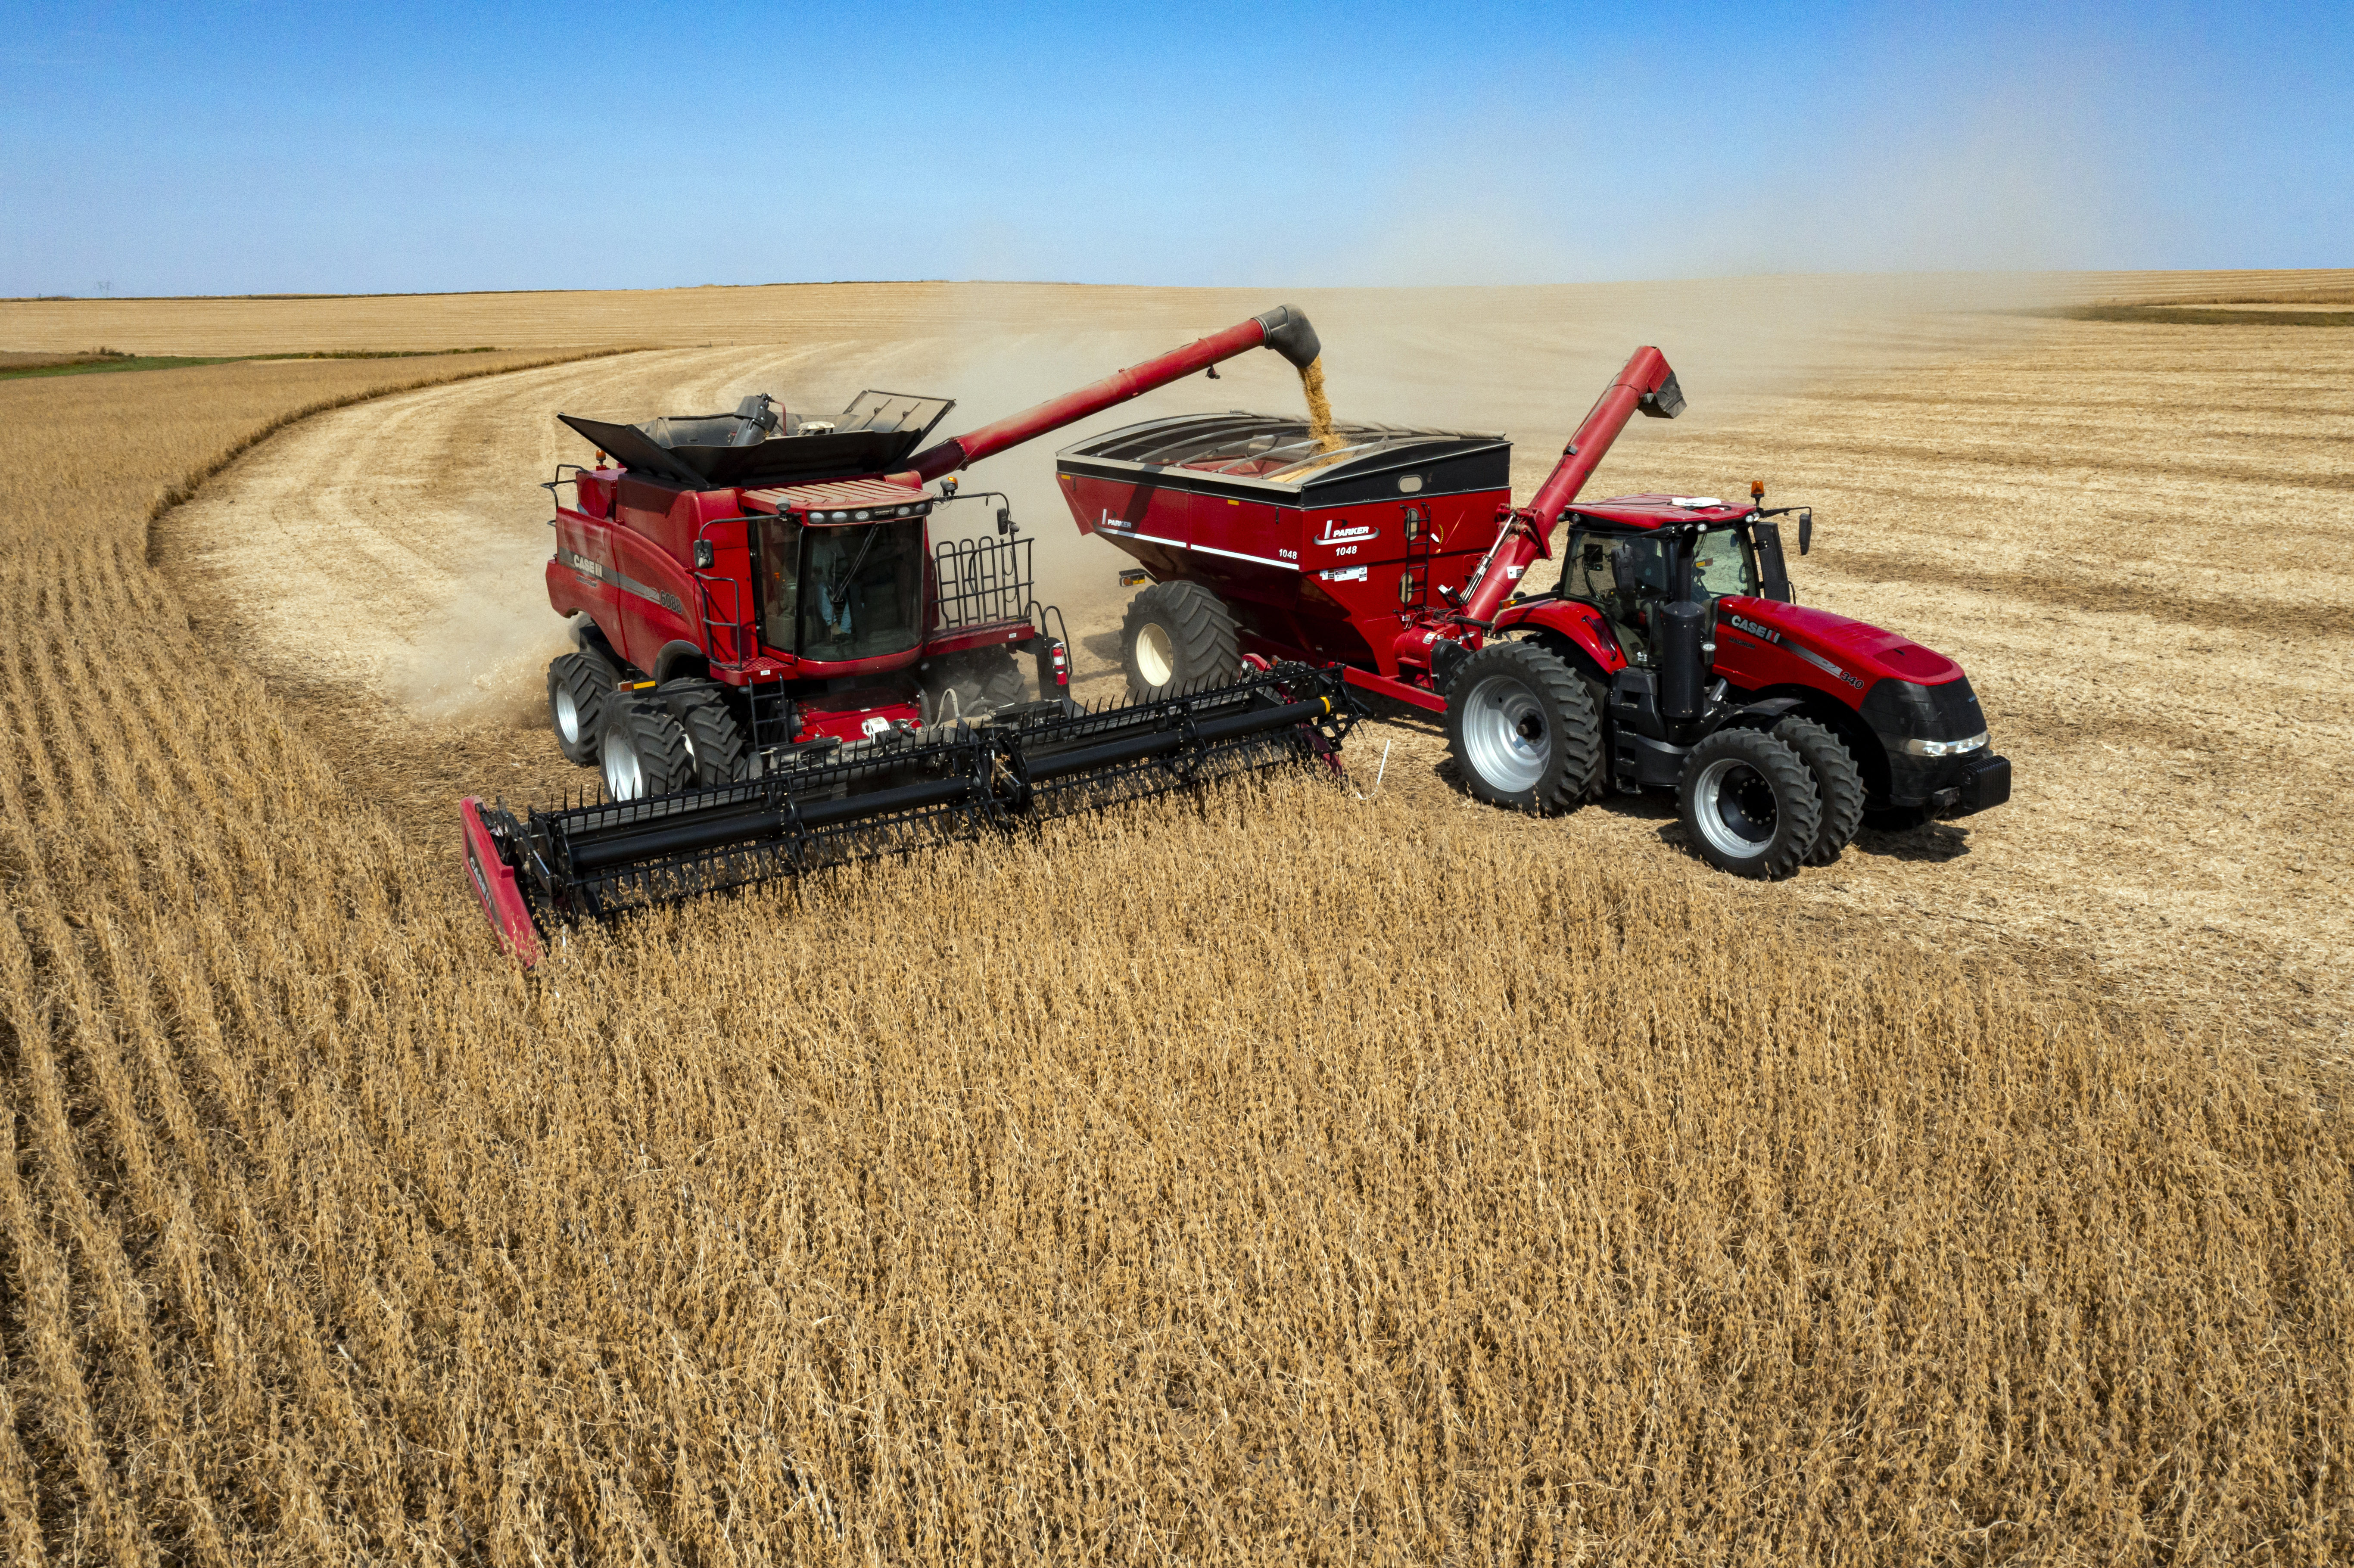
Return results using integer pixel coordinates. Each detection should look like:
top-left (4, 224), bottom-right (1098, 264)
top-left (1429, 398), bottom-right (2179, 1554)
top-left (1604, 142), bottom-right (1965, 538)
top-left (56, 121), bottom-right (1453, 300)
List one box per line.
top-left (1723, 597), bottom-right (1964, 687)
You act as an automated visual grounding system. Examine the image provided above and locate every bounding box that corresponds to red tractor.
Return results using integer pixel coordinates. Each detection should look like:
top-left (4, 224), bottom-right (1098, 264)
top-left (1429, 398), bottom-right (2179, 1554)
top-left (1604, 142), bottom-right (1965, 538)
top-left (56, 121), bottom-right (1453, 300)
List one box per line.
top-left (462, 307), bottom-right (1361, 960)
top-left (1056, 347), bottom-right (2011, 877)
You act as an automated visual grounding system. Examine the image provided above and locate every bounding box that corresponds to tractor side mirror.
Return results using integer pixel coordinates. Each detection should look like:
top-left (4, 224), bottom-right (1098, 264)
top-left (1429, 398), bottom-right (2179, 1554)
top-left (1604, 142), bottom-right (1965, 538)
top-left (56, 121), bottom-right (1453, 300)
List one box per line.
top-left (693, 540), bottom-right (715, 569)
top-left (1798, 510), bottom-right (1813, 556)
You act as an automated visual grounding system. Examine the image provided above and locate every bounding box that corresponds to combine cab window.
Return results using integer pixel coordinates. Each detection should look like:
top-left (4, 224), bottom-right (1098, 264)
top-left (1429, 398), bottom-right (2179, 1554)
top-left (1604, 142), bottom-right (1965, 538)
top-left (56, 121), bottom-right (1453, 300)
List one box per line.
top-left (757, 516), bottom-right (802, 653)
top-left (799, 519), bottom-right (925, 662)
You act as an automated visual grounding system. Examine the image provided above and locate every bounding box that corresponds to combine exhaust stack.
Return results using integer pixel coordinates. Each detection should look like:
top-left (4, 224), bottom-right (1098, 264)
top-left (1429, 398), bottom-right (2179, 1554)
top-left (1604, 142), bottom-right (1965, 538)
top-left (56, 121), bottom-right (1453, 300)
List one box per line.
top-left (464, 665), bottom-right (1359, 962)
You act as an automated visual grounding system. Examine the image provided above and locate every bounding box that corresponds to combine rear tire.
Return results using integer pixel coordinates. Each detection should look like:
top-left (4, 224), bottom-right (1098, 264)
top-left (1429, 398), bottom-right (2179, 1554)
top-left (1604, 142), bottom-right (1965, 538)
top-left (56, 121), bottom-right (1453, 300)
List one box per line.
top-left (1677, 728), bottom-right (1821, 879)
top-left (1444, 641), bottom-right (1601, 812)
top-left (599, 695), bottom-right (694, 801)
top-left (1774, 716), bottom-right (1865, 865)
top-left (1121, 582), bottom-right (1240, 699)
top-left (548, 650), bottom-right (616, 766)
top-left (667, 688), bottom-right (749, 787)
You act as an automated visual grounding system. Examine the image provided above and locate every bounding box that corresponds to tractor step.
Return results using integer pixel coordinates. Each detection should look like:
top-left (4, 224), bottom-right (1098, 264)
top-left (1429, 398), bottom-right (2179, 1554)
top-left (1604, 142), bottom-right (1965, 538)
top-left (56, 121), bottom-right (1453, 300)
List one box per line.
top-left (463, 664), bottom-right (1362, 961)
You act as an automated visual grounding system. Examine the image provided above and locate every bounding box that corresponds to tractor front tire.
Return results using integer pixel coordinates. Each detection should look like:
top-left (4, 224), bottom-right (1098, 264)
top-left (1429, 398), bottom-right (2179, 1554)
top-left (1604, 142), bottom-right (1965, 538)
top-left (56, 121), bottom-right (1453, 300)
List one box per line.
top-left (1677, 728), bottom-right (1822, 879)
top-left (599, 695), bottom-right (695, 802)
top-left (548, 650), bottom-right (617, 766)
top-left (1121, 582), bottom-right (1240, 699)
top-left (1774, 716), bottom-right (1866, 865)
top-left (1444, 641), bottom-right (1601, 812)
top-left (666, 687), bottom-right (749, 787)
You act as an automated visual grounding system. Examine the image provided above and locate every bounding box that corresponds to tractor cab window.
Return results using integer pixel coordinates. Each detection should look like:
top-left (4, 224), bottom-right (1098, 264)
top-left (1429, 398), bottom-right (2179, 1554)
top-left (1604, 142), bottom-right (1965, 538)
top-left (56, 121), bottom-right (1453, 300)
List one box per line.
top-left (798, 517), bottom-right (925, 662)
top-left (1563, 528), bottom-right (1674, 665)
top-left (1691, 526), bottom-right (1759, 601)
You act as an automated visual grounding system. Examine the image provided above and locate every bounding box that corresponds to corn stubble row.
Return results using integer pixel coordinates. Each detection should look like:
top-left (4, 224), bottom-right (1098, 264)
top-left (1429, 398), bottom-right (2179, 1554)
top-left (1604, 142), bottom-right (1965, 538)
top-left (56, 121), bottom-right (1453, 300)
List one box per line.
top-left (0, 358), bottom-right (2348, 1565)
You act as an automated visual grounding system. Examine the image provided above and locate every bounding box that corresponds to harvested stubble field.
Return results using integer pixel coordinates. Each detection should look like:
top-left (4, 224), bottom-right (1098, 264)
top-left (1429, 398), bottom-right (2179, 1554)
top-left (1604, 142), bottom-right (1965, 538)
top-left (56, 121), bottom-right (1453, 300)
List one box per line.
top-left (0, 279), bottom-right (2350, 1564)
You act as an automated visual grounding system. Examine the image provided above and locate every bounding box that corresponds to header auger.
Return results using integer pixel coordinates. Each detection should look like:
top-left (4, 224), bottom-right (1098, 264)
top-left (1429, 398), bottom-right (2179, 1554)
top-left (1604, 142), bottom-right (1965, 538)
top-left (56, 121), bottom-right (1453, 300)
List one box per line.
top-left (462, 307), bottom-right (1361, 962)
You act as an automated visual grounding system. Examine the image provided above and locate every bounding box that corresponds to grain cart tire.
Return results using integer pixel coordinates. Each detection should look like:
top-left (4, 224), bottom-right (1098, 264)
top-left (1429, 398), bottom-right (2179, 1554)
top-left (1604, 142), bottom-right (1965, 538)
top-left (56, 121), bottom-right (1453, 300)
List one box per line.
top-left (925, 647), bottom-right (1027, 720)
top-left (666, 687), bottom-right (750, 787)
top-left (548, 650), bottom-right (618, 767)
top-left (1773, 716), bottom-right (1866, 865)
top-left (1677, 728), bottom-right (1822, 880)
top-left (1444, 641), bottom-right (1601, 812)
top-left (1121, 582), bottom-right (1240, 699)
top-left (599, 694), bottom-right (695, 802)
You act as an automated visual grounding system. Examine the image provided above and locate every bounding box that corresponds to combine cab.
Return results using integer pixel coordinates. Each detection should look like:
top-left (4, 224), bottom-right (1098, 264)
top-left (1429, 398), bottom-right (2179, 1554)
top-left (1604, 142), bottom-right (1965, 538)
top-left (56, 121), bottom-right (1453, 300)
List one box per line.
top-left (1059, 348), bottom-right (2013, 879)
top-left (463, 307), bottom-right (1362, 961)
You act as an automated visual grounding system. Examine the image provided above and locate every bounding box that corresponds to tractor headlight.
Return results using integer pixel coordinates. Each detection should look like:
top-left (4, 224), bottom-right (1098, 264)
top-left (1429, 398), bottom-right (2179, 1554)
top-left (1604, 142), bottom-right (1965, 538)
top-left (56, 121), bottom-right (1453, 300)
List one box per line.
top-left (1903, 731), bottom-right (1988, 757)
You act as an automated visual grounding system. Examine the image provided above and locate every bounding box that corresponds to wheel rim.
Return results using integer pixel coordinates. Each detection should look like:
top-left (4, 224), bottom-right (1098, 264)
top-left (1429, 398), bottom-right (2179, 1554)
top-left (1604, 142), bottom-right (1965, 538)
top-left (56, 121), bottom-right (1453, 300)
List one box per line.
top-left (1460, 674), bottom-right (1548, 793)
top-left (603, 735), bottom-right (645, 800)
top-left (1693, 756), bottom-right (1778, 856)
top-left (554, 687), bottom-right (582, 744)
top-left (1135, 622), bottom-right (1176, 688)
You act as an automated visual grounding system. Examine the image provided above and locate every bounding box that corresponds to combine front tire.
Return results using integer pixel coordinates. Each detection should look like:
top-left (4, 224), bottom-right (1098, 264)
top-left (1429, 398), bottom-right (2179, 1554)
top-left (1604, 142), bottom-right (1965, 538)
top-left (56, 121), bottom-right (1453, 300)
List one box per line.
top-left (1677, 728), bottom-right (1821, 879)
top-left (668, 688), bottom-right (749, 787)
top-left (1121, 582), bottom-right (1240, 699)
top-left (1773, 716), bottom-right (1865, 865)
top-left (1445, 641), bottom-right (1601, 812)
top-left (599, 695), bottom-right (694, 801)
top-left (547, 650), bottom-right (616, 766)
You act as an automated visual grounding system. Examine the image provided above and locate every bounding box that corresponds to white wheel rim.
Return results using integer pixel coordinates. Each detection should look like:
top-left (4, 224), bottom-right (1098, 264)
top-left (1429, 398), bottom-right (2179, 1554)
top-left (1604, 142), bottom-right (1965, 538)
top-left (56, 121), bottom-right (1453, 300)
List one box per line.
top-left (1460, 674), bottom-right (1548, 793)
top-left (603, 736), bottom-right (645, 800)
top-left (1693, 756), bottom-right (1777, 856)
top-left (554, 687), bottom-right (582, 744)
top-left (1135, 622), bottom-right (1176, 688)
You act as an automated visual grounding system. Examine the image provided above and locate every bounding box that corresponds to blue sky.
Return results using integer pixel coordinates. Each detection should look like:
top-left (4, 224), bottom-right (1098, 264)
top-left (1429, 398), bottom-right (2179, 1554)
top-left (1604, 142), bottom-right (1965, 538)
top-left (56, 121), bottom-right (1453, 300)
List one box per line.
top-left (1, 0), bottom-right (2344, 296)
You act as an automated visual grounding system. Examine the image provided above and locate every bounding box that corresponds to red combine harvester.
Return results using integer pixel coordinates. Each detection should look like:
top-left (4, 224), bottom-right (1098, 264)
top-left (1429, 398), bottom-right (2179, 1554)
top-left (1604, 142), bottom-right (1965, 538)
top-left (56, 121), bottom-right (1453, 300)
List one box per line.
top-left (461, 307), bottom-right (1360, 961)
top-left (1058, 347), bottom-right (2011, 877)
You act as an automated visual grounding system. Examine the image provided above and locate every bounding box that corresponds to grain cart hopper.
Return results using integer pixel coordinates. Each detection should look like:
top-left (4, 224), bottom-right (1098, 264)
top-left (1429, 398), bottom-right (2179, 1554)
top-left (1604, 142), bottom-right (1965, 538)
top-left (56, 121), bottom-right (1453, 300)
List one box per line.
top-left (462, 307), bottom-right (1361, 961)
top-left (1056, 347), bottom-right (2011, 879)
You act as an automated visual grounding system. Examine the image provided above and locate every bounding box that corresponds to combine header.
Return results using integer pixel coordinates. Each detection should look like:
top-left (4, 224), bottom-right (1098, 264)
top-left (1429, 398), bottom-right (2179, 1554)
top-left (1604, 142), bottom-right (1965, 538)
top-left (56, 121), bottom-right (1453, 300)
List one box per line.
top-left (1059, 347), bottom-right (2012, 878)
top-left (463, 308), bottom-right (1358, 961)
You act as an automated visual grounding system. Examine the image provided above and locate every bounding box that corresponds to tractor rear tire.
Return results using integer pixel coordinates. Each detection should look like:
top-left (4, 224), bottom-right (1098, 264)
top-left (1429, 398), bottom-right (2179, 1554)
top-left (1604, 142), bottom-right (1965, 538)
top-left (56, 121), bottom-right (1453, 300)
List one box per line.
top-left (1774, 716), bottom-right (1866, 865)
top-left (1121, 582), bottom-right (1240, 699)
top-left (1677, 728), bottom-right (1821, 880)
top-left (599, 695), bottom-right (695, 802)
top-left (666, 687), bottom-right (749, 787)
top-left (1444, 641), bottom-right (1602, 812)
top-left (548, 650), bottom-right (617, 766)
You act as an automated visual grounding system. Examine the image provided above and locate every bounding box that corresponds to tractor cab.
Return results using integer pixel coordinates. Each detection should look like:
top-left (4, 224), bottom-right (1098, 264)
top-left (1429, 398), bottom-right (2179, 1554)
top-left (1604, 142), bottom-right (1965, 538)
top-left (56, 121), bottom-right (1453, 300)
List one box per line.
top-left (1554, 495), bottom-right (1785, 669)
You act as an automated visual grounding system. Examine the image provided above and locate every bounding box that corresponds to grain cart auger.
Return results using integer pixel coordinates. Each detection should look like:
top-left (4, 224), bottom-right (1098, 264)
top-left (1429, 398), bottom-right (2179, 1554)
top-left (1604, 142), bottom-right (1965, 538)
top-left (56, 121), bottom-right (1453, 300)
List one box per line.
top-left (1057, 346), bottom-right (2012, 881)
top-left (461, 307), bottom-right (1363, 962)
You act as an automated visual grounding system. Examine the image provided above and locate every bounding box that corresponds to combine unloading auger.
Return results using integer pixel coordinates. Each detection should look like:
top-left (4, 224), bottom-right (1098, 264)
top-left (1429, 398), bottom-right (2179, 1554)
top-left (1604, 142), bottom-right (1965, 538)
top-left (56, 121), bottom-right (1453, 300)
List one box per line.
top-left (465, 665), bottom-right (1356, 962)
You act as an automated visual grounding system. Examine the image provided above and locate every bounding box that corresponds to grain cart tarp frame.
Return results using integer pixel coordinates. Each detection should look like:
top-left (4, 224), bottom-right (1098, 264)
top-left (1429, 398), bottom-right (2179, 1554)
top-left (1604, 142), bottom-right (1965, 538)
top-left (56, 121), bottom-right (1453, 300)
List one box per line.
top-left (464, 306), bottom-right (1366, 960)
top-left (1059, 347), bottom-right (2012, 880)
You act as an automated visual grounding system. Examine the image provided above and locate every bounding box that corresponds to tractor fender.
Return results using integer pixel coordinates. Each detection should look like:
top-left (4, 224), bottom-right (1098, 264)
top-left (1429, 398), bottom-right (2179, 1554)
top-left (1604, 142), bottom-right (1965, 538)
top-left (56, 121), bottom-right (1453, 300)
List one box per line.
top-left (1713, 696), bottom-right (1806, 732)
top-left (652, 639), bottom-right (709, 684)
top-left (1724, 687), bottom-right (1891, 805)
top-left (1492, 600), bottom-right (1624, 687)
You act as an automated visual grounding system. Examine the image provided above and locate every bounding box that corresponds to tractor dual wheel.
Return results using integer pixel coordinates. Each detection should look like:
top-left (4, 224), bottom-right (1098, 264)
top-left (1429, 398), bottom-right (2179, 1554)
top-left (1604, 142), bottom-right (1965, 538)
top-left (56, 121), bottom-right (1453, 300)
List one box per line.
top-left (1773, 716), bottom-right (1866, 865)
top-left (548, 650), bottom-right (618, 767)
top-left (1676, 728), bottom-right (1822, 880)
top-left (1444, 641), bottom-right (1602, 812)
top-left (1121, 581), bottom-right (1241, 700)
